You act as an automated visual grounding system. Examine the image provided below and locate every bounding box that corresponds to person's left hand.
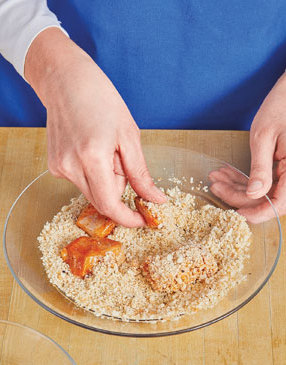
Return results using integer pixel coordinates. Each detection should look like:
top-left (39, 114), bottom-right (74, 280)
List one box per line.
top-left (209, 73), bottom-right (286, 224)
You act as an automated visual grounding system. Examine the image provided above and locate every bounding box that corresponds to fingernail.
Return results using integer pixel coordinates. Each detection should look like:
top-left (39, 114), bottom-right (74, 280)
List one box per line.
top-left (247, 180), bottom-right (263, 194)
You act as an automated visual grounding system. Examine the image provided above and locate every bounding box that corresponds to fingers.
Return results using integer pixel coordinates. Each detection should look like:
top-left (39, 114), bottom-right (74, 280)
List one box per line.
top-left (210, 181), bottom-right (263, 208)
top-left (237, 200), bottom-right (275, 224)
top-left (210, 164), bottom-right (286, 224)
top-left (49, 149), bottom-right (145, 227)
top-left (114, 173), bottom-right (127, 196)
top-left (276, 158), bottom-right (286, 179)
top-left (210, 180), bottom-right (277, 224)
top-left (219, 166), bottom-right (248, 185)
top-left (83, 155), bottom-right (146, 228)
top-left (238, 171), bottom-right (286, 223)
top-left (209, 170), bottom-right (231, 184)
top-left (269, 172), bottom-right (286, 217)
top-left (119, 134), bottom-right (167, 204)
top-left (67, 171), bottom-right (94, 208)
top-left (247, 128), bottom-right (276, 199)
top-left (209, 166), bottom-right (255, 208)
top-left (113, 151), bottom-right (125, 176)
top-left (113, 151), bottom-right (127, 196)
top-left (209, 166), bottom-right (248, 186)
top-left (48, 156), bottom-right (95, 206)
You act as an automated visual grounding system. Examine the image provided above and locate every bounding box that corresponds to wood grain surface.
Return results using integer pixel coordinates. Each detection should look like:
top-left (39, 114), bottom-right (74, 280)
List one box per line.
top-left (0, 128), bottom-right (285, 365)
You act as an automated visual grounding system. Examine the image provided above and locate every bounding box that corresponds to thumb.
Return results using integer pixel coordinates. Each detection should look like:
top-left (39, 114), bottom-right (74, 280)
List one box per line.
top-left (247, 129), bottom-right (275, 199)
top-left (119, 136), bottom-right (167, 203)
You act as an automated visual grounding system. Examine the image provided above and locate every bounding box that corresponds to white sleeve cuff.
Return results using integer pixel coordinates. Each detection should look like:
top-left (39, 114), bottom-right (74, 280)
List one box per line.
top-left (0, 0), bottom-right (69, 79)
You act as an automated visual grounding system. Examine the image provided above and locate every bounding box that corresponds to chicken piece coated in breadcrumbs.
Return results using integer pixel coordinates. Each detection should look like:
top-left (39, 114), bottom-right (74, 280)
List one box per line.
top-left (134, 197), bottom-right (159, 228)
top-left (141, 244), bottom-right (217, 293)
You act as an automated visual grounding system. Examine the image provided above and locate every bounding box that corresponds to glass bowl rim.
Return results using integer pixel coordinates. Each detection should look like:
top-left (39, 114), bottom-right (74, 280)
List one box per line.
top-left (3, 153), bottom-right (282, 338)
top-left (0, 319), bottom-right (76, 364)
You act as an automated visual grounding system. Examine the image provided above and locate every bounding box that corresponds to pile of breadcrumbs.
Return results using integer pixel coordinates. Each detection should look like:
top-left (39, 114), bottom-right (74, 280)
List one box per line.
top-left (38, 183), bottom-right (252, 322)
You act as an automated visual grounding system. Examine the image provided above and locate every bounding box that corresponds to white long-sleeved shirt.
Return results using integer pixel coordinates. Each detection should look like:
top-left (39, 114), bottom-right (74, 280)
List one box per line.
top-left (0, 0), bottom-right (67, 79)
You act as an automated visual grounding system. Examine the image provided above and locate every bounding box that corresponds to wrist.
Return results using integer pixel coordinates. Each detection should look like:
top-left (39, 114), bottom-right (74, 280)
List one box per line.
top-left (24, 27), bottom-right (90, 105)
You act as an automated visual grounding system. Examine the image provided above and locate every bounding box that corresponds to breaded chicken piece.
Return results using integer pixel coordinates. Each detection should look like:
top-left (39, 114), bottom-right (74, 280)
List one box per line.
top-left (141, 244), bottom-right (217, 293)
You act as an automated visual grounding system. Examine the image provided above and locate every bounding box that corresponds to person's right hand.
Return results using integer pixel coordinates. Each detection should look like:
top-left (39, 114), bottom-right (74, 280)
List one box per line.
top-left (25, 28), bottom-right (166, 227)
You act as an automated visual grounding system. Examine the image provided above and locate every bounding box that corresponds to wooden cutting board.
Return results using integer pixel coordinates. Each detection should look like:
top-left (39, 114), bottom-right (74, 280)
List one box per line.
top-left (0, 128), bottom-right (285, 365)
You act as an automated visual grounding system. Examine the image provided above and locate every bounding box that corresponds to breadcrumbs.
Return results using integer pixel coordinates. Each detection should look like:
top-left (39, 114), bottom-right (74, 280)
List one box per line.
top-left (38, 183), bottom-right (252, 322)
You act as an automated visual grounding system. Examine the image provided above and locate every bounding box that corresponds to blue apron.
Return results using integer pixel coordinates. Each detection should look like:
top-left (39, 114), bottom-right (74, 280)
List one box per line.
top-left (1, 0), bottom-right (286, 129)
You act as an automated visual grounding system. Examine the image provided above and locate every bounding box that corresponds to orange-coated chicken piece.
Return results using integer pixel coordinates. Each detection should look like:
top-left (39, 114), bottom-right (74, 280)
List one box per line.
top-left (134, 197), bottom-right (159, 228)
top-left (76, 203), bottom-right (116, 238)
top-left (61, 236), bottom-right (124, 278)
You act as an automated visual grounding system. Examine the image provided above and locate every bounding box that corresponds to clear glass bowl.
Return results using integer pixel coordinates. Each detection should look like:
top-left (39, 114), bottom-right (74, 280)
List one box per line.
top-left (0, 320), bottom-right (75, 364)
top-left (3, 146), bottom-right (282, 337)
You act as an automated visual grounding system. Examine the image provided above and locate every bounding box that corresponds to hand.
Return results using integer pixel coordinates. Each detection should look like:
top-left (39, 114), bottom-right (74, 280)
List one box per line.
top-left (209, 73), bottom-right (286, 224)
top-left (25, 28), bottom-right (166, 227)
top-left (209, 165), bottom-right (270, 224)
